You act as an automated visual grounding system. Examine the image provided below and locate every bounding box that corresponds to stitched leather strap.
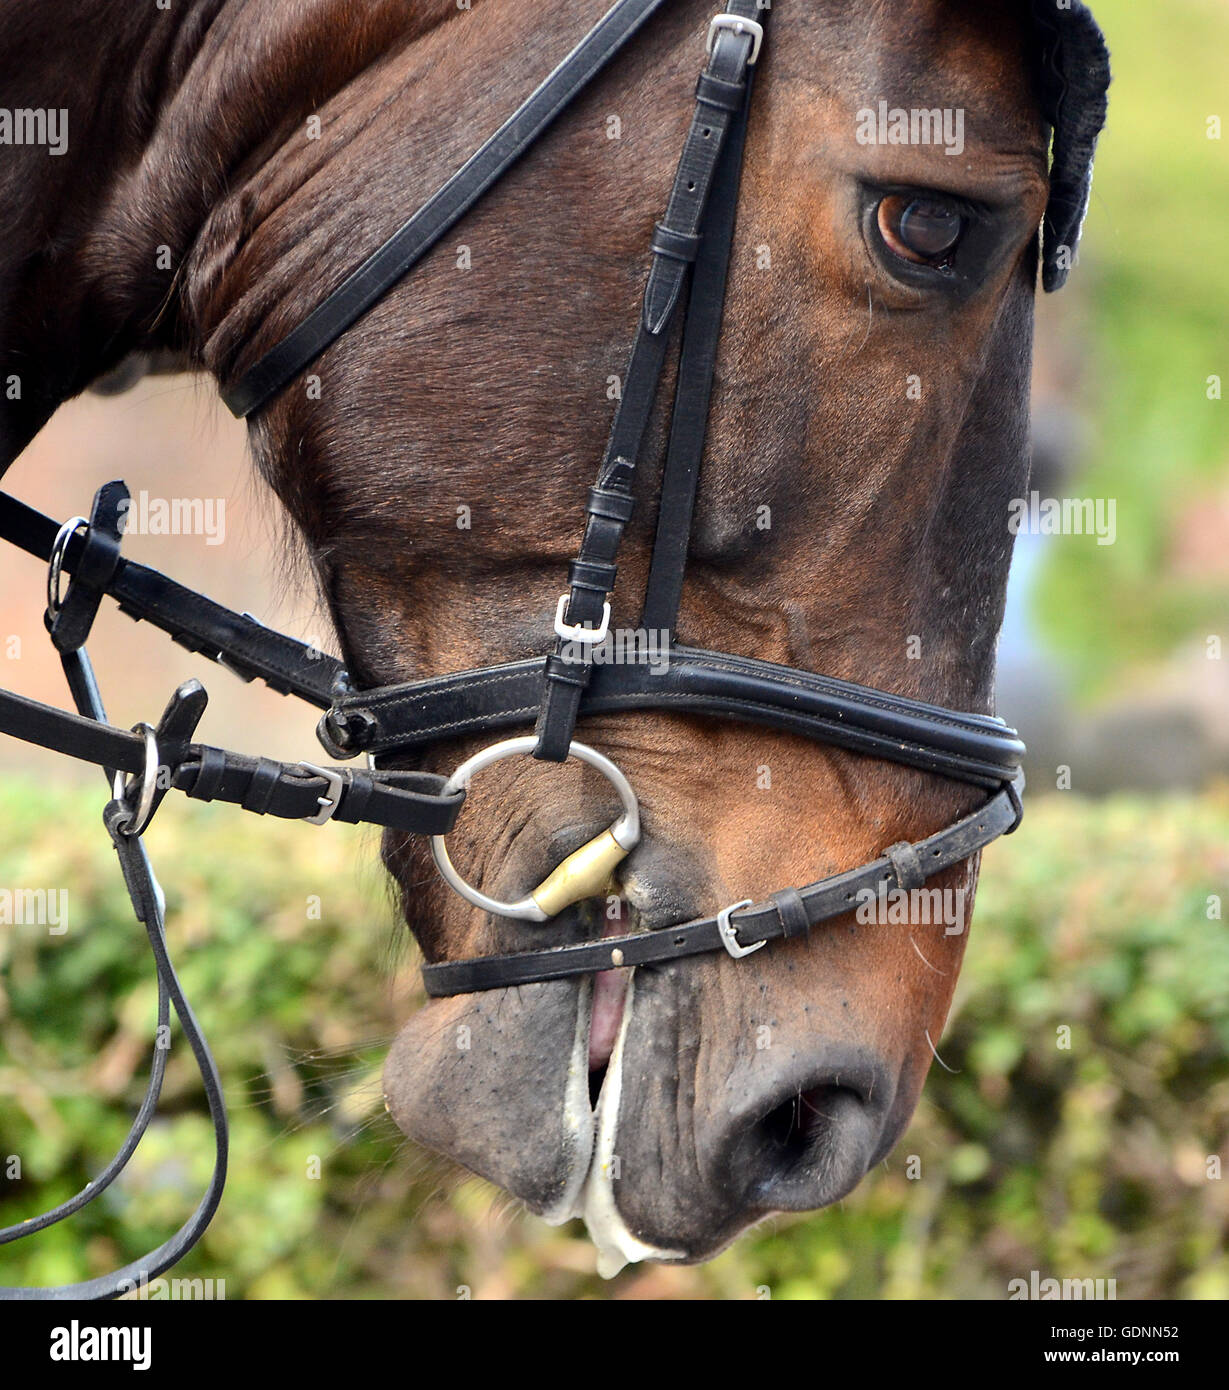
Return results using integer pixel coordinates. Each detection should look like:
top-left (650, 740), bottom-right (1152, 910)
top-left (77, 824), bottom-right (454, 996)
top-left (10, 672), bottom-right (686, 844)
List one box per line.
top-left (532, 0), bottom-right (766, 762)
top-left (0, 490), bottom-right (342, 705)
top-left (650, 224), bottom-right (703, 263)
top-left (0, 647), bottom-right (227, 1301)
top-left (14, 497), bottom-right (999, 839)
top-left (420, 778), bottom-right (1022, 995)
top-left (695, 70), bottom-right (747, 113)
top-left (640, 51), bottom-right (755, 637)
top-left (326, 645), bottom-right (1025, 790)
top-left (174, 755), bottom-right (463, 834)
top-left (0, 683), bottom-right (464, 834)
top-left (240, 757), bottom-right (283, 814)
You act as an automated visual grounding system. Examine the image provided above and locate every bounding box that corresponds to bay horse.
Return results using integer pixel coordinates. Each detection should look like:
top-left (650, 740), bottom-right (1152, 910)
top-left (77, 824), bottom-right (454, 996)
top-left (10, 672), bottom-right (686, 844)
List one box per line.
top-left (0, 0), bottom-right (1109, 1276)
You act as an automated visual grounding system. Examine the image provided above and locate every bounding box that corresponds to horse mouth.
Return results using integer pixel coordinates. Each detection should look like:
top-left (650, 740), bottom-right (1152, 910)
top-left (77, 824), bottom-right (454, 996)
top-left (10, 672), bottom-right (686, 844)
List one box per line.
top-left (587, 897), bottom-right (634, 1083)
top-left (566, 912), bottom-right (686, 1277)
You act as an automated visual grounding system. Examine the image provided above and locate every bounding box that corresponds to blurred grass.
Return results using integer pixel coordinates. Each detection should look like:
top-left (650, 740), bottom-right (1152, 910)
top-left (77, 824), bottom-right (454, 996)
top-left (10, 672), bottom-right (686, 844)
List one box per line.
top-left (1034, 0), bottom-right (1229, 693)
top-left (1, 779), bottom-right (1226, 1299)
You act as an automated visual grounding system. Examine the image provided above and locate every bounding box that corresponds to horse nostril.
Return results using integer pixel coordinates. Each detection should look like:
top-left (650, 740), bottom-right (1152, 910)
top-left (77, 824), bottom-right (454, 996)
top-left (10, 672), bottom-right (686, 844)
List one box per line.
top-left (739, 1068), bottom-right (887, 1212)
top-left (762, 1083), bottom-right (853, 1148)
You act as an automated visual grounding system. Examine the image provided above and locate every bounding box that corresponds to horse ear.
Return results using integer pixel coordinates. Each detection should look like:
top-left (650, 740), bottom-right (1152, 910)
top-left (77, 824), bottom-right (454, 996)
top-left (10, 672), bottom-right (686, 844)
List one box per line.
top-left (1031, 0), bottom-right (1111, 292)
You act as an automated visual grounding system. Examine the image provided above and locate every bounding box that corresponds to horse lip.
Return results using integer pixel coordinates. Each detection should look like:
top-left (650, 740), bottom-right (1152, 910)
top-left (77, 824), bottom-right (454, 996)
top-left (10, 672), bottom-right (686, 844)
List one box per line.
top-left (537, 975), bottom-right (598, 1226)
top-left (576, 974), bottom-right (687, 1276)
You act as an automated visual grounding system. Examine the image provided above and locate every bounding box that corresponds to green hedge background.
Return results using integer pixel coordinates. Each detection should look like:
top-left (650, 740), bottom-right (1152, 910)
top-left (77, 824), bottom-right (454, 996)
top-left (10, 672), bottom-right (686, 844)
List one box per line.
top-left (1, 783), bottom-right (1225, 1298)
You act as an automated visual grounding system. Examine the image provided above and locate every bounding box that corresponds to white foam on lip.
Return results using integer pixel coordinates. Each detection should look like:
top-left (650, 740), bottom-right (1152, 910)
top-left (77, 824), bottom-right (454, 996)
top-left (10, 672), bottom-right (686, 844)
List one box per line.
top-left (575, 974), bottom-right (685, 1278)
top-left (539, 975), bottom-right (598, 1226)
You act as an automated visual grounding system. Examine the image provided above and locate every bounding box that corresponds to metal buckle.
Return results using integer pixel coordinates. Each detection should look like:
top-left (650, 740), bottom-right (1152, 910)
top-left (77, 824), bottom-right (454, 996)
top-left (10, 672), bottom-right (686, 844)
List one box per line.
top-left (554, 594), bottom-right (611, 645)
top-left (111, 723), bottom-right (161, 838)
top-left (716, 898), bottom-right (764, 959)
top-left (706, 13), bottom-right (764, 65)
top-left (430, 736), bottom-right (640, 921)
top-left (46, 515), bottom-right (90, 619)
top-left (297, 762), bottom-right (349, 825)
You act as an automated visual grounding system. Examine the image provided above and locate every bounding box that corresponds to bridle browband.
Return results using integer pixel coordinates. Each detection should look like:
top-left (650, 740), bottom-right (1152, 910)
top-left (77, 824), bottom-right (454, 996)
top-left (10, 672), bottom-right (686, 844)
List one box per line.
top-left (0, 0), bottom-right (1110, 1298)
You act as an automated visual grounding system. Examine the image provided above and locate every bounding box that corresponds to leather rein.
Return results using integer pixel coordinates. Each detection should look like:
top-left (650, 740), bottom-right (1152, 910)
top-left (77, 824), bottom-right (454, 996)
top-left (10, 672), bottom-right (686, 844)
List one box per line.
top-left (0, 0), bottom-right (1027, 1298)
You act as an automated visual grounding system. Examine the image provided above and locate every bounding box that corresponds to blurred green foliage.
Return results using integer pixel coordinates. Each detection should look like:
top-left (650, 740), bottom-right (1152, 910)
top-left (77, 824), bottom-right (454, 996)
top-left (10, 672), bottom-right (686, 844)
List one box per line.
top-left (1, 779), bottom-right (1225, 1299)
top-left (1034, 0), bottom-right (1229, 693)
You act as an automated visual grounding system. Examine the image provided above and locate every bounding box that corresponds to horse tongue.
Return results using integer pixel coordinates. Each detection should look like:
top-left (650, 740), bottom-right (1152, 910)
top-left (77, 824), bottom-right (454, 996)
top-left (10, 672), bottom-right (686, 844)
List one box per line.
top-left (588, 902), bottom-right (632, 1071)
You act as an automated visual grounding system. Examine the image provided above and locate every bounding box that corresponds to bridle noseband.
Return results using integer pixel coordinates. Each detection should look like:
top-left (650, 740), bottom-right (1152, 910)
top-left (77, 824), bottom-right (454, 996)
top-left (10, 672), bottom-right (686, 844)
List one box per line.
top-left (0, 0), bottom-right (1110, 1299)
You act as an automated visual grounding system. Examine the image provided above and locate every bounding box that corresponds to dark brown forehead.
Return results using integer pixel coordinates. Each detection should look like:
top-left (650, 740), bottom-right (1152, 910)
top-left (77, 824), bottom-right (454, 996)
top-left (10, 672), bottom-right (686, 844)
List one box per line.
top-left (770, 0), bottom-right (1044, 151)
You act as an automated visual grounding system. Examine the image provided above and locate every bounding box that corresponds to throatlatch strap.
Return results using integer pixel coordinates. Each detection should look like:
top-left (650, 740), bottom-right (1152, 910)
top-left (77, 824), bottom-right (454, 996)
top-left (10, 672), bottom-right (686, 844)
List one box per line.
top-left (533, 0), bottom-right (766, 761)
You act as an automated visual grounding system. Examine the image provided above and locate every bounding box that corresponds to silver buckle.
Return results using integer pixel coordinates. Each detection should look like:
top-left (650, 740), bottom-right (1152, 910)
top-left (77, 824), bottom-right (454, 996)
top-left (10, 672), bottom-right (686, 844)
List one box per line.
top-left (297, 762), bottom-right (349, 825)
top-left (706, 13), bottom-right (764, 65)
top-left (554, 594), bottom-right (611, 645)
top-left (716, 898), bottom-right (764, 959)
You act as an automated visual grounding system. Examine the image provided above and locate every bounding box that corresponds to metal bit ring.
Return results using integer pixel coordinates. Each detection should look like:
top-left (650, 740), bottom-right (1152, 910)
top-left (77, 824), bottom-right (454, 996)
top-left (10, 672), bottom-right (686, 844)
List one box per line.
top-left (46, 515), bottom-right (90, 619)
top-left (111, 723), bottom-right (161, 838)
top-left (430, 736), bottom-right (640, 921)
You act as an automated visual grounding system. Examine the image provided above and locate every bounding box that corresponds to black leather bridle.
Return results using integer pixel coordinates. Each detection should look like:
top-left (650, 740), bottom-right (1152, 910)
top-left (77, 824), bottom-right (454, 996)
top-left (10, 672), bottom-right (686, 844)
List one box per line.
top-left (0, 0), bottom-right (1108, 1299)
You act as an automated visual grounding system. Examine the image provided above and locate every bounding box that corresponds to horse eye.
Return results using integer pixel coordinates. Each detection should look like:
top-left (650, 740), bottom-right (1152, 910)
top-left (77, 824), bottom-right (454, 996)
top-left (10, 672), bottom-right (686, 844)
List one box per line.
top-left (876, 194), bottom-right (965, 267)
